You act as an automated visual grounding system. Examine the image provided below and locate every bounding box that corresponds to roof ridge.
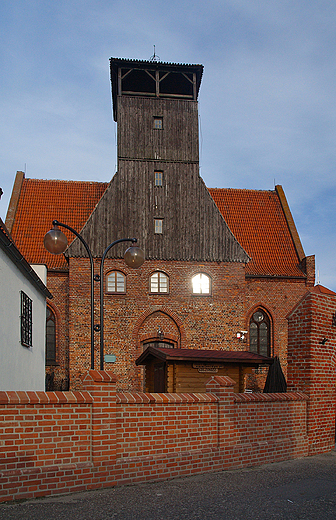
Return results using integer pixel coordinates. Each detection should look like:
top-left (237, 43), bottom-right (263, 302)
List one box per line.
top-left (24, 177), bottom-right (108, 185)
top-left (110, 56), bottom-right (203, 68)
top-left (209, 187), bottom-right (276, 193)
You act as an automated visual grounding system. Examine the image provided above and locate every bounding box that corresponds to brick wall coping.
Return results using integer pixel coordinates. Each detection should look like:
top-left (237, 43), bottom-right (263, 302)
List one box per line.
top-left (234, 391), bottom-right (309, 403)
top-left (0, 390), bottom-right (93, 405)
top-left (82, 370), bottom-right (118, 383)
top-left (116, 391), bottom-right (218, 404)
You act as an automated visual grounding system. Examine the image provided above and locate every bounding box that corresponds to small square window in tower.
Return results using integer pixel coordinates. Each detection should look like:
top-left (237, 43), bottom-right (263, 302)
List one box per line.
top-left (155, 171), bottom-right (163, 186)
top-left (154, 117), bottom-right (163, 129)
top-left (154, 219), bottom-right (163, 234)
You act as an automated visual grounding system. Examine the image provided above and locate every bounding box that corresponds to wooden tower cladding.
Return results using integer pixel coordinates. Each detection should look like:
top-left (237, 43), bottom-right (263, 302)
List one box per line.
top-left (67, 58), bottom-right (248, 264)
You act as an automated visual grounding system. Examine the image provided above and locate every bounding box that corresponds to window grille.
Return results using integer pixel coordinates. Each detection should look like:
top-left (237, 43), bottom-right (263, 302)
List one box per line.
top-left (21, 291), bottom-right (32, 347)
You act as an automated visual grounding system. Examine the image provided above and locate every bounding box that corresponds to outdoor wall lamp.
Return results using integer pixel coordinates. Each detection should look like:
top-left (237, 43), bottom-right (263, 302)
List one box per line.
top-left (236, 331), bottom-right (247, 342)
top-left (44, 220), bottom-right (145, 371)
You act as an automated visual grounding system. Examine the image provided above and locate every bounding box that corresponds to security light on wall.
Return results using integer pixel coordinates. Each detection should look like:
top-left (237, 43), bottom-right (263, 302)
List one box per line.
top-left (237, 331), bottom-right (248, 341)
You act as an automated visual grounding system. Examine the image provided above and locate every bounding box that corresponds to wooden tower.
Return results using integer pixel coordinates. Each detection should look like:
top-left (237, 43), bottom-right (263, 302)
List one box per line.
top-left (67, 58), bottom-right (247, 263)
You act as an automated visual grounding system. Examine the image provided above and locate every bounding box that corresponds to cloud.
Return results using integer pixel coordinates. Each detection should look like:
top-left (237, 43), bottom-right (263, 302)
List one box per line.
top-left (0, 0), bottom-right (335, 290)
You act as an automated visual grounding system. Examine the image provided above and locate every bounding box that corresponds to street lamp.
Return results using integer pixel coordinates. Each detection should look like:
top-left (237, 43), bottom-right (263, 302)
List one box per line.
top-left (43, 220), bottom-right (144, 371)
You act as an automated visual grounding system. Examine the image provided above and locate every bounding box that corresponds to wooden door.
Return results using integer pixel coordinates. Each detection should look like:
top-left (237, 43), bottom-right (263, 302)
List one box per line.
top-left (154, 363), bottom-right (166, 392)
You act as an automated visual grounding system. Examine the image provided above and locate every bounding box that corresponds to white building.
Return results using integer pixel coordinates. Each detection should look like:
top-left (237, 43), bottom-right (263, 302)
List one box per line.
top-left (0, 218), bottom-right (52, 390)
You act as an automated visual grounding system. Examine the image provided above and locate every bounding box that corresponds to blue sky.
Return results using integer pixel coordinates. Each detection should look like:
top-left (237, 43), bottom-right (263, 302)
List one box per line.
top-left (0, 1), bottom-right (335, 290)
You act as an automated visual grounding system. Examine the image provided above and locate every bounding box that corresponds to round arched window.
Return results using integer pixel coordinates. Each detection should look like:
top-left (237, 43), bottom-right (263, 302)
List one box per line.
top-left (192, 273), bottom-right (211, 294)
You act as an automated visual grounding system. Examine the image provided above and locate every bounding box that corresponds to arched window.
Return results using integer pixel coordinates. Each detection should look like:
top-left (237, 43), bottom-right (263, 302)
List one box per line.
top-left (106, 271), bottom-right (126, 293)
top-left (249, 309), bottom-right (271, 357)
top-left (46, 307), bottom-right (56, 365)
top-left (192, 273), bottom-right (211, 294)
top-left (150, 272), bottom-right (169, 293)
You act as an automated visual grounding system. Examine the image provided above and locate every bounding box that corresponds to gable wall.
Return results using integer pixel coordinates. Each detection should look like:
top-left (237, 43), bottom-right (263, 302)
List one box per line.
top-left (67, 257), bottom-right (247, 390)
top-left (244, 277), bottom-right (311, 389)
top-left (47, 259), bottom-right (313, 392)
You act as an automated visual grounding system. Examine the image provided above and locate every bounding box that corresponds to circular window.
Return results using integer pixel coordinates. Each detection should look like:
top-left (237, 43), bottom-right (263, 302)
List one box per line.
top-left (253, 311), bottom-right (264, 322)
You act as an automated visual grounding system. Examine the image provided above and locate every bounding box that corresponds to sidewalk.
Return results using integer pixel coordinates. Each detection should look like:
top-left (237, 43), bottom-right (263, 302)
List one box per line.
top-left (1, 450), bottom-right (335, 519)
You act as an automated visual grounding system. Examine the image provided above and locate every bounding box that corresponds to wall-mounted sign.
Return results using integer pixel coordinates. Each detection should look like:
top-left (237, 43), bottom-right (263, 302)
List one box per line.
top-left (193, 364), bottom-right (224, 373)
top-left (104, 354), bottom-right (116, 363)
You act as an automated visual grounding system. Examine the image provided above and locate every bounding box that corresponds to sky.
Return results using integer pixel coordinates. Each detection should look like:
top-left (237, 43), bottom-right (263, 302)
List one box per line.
top-left (0, 1), bottom-right (335, 290)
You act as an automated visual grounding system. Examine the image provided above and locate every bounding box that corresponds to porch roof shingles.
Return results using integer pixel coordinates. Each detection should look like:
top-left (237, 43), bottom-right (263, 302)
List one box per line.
top-left (136, 346), bottom-right (273, 366)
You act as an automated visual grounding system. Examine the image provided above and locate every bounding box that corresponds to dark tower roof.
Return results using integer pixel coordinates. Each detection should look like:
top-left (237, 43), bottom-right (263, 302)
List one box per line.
top-left (110, 57), bottom-right (204, 121)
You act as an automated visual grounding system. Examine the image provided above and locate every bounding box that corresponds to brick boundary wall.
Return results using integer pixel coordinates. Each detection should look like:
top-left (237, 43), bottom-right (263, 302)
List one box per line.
top-left (287, 289), bottom-right (336, 455)
top-left (0, 372), bottom-right (310, 503)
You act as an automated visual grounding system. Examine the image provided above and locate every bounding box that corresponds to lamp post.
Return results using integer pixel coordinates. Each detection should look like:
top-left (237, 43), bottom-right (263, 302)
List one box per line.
top-left (44, 220), bottom-right (144, 371)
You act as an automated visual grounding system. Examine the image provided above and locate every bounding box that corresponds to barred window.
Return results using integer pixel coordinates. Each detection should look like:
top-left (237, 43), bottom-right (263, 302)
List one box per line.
top-left (21, 291), bottom-right (32, 347)
top-left (107, 271), bottom-right (126, 293)
top-left (150, 272), bottom-right (169, 293)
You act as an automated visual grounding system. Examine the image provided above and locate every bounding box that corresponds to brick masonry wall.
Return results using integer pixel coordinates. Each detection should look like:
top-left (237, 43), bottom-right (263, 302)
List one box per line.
top-left (287, 290), bottom-right (336, 455)
top-left (0, 391), bottom-right (92, 474)
top-left (245, 277), bottom-right (310, 390)
top-left (67, 258), bottom-right (310, 391)
top-left (68, 258), bottom-right (248, 390)
top-left (0, 371), bottom-right (313, 503)
top-left (116, 392), bottom-right (219, 458)
top-left (245, 278), bottom-right (310, 370)
top-left (46, 271), bottom-right (70, 389)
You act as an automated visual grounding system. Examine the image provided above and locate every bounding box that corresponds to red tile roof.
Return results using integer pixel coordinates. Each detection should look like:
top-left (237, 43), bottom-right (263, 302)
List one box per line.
top-left (311, 284), bottom-right (336, 296)
top-left (10, 178), bottom-right (108, 270)
top-left (209, 188), bottom-right (305, 278)
top-left (8, 176), bottom-right (305, 278)
top-left (0, 218), bottom-right (52, 298)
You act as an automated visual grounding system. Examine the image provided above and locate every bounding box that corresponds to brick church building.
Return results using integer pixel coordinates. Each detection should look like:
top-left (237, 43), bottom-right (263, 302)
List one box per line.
top-left (6, 57), bottom-right (319, 391)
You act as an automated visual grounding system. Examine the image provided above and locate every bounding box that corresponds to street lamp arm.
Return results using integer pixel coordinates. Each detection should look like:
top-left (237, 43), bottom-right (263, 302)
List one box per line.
top-left (101, 237), bottom-right (137, 264)
top-left (52, 220), bottom-right (93, 262)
